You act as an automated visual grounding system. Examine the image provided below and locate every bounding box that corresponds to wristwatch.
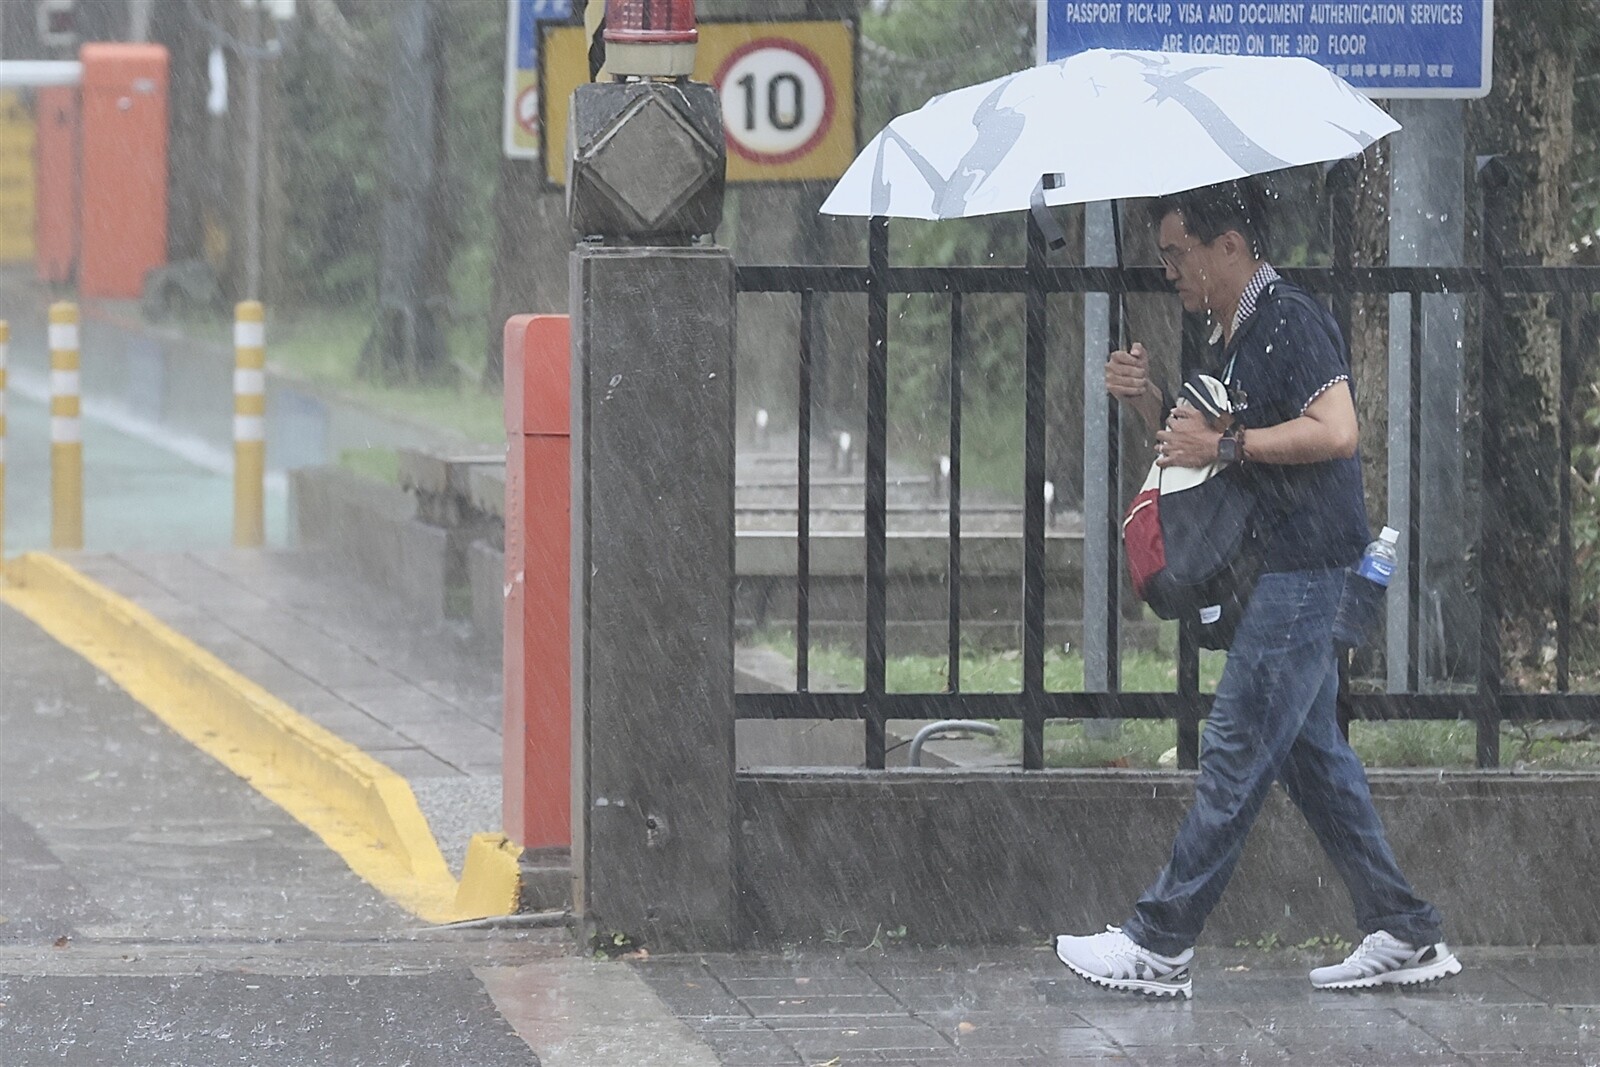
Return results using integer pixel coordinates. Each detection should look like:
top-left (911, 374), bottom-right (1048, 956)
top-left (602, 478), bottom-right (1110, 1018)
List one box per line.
top-left (1216, 427), bottom-right (1243, 464)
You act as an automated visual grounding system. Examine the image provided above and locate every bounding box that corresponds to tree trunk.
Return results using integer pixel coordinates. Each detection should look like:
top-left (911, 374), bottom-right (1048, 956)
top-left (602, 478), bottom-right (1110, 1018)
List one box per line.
top-left (362, 0), bottom-right (454, 383)
top-left (482, 164), bottom-right (569, 385)
top-left (1344, 144), bottom-right (1392, 532)
top-left (1465, 1), bottom-right (1578, 678)
top-left (151, 0), bottom-right (209, 266)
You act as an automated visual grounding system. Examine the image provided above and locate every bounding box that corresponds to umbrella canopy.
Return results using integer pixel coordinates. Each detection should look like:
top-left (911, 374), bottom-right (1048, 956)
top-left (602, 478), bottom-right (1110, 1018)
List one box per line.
top-left (820, 49), bottom-right (1400, 220)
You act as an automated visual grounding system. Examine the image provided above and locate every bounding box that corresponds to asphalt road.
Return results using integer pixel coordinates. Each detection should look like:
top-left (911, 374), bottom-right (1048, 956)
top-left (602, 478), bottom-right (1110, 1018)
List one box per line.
top-left (0, 604), bottom-right (554, 1066)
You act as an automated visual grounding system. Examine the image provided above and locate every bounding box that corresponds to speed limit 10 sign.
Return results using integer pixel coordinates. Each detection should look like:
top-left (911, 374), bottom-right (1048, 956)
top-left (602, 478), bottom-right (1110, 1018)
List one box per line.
top-left (716, 38), bottom-right (834, 165)
top-left (541, 19), bottom-right (857, 185)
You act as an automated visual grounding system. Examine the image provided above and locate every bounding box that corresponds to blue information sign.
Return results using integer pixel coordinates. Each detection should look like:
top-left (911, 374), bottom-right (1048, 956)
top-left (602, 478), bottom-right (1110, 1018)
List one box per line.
top-left (1037, 0), bottom-right (1493, 98)
top-left (516, 0), bottom-right (572, 68)
top-left (505, 0), bottom-right (575, 159)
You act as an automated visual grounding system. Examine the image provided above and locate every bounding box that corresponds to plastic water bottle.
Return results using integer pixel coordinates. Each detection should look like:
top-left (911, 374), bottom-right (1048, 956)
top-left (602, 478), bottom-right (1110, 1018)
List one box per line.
top-left (1332, 526), bottom-right (1399, 650)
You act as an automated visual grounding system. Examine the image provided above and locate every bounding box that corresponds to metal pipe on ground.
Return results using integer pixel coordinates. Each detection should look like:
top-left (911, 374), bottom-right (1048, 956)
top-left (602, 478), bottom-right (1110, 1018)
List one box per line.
top-left (908, 720), bottom-right (1001, 768)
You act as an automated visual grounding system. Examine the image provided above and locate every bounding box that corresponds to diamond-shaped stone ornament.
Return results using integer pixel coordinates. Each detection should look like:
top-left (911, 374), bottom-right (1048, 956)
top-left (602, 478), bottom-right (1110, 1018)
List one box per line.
top-left (588, 94), bottom-right (713, 229)
top-left (568, 81), bottom-right (725, 243)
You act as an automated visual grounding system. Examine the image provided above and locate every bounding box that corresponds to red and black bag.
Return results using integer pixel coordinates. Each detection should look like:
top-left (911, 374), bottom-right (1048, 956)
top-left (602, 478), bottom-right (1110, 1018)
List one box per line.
top-left (1122, 377), bottom-right (1260, 650)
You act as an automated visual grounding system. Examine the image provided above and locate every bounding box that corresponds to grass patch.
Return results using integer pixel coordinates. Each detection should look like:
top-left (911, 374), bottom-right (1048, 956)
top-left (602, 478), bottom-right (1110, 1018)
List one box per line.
top-left (1002, 717), bottom-right (1183, 769)
top-left (1352, 720), bottom-right (1600, 770)
top-left (951, 405), bottom-right (1023, 498)
top-left (266, 307), bottom-right (504, 444)
top-left (1234, 932), bottom-right (1354, 957)
top-left (750, 635), bottom-right (1223, 768)
top-left (751, 636), bottom-right (1600, 770)
top-left (1349, 721), bottom-right (1476, 768)
top-left (337, 447), bottom-right (400, 486)
top-left (752, 632), bottom-right (1226, 695)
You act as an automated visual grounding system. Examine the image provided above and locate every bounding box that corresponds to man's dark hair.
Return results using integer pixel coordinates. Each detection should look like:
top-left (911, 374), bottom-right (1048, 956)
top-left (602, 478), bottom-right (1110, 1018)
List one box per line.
top-left (1146, 178), bottom-right (1272, 261)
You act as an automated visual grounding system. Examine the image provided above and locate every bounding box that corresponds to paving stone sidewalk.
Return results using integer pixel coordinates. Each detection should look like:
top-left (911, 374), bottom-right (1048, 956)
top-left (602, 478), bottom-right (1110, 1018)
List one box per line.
top-left (42, 549), bottom-right (1600, 1067)
top-left (64, 548), bottom-right (504, 874)
top-left (634, 945), bottom-right (1600, 1066)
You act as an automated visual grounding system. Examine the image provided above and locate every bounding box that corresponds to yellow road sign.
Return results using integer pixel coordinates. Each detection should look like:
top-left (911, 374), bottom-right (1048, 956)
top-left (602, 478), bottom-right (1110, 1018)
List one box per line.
top-left (0, 91), bottom-right (34, 263)
top-left (504, 0), bottom-right (575, 160)
top-left (541, 19), bottom-right (857, 186)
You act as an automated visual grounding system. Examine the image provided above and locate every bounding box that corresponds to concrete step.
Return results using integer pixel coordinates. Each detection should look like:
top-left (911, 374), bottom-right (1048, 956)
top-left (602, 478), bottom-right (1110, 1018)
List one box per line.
top-left (518, 848), bottom-right (571, 913)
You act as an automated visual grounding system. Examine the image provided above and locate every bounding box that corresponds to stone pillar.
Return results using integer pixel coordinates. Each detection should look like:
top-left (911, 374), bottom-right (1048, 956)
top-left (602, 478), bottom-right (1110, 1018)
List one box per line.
top-left (566, 73), bottom-right (735, 951)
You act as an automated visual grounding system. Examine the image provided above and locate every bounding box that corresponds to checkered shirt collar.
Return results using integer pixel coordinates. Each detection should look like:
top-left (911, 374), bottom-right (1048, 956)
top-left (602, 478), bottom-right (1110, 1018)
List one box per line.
top-left (1231, 262), bottom-right (1281, 337)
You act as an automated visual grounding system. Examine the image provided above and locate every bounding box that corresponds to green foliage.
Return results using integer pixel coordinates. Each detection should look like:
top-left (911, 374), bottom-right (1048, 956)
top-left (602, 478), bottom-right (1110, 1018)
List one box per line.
top-left (820, 921), bottom-right (907, 952)
top-left (1572, 384), bottom-right (1600, 631)
top-left (752, 632), bottom-right (1226, 696)
top-left (270, 307), bottom-right (505, 442)
top-left (278, 0), bottom-right (504, 326)
top-left (437, 0), bottom-right (506, 325)
top-left (278, 6), bottom-right (386, 305)
top-left (1020, 717), bottom-right (1190, 770)
top-left (1576, 19), bottom-right (1600, 246)
top-left (1233, 933), bottom-right (1352, 956)
top-left (590, 929), bottom-right (642, 958)
top-left (862, 1), bottom-right (1039, 490)
top-left (1295, 934), bottom-right (1354, 956)
top-left (860, 0), bottom-right (1033, 117)
top-left (1348, 721), bottom-right (1476, 769)
top-left (754, 634), bottom-right (1600, 769)
top-left (338, 447), bottom-right (400, 486)
top-left (1235, 932), bottom-right (1281, 951)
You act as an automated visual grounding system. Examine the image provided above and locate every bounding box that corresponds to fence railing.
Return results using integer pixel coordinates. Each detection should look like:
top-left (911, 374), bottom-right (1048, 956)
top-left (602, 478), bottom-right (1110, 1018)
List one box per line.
top-left (733, 158), bottom-right (1600, 771)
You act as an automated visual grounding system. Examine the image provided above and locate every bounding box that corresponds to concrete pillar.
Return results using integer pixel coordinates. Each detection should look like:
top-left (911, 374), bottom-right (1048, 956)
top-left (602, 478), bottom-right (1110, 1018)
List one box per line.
top-left (566, 71), bottom-right (735, 951)
top-left (570, 247), bottom-right (736, 950)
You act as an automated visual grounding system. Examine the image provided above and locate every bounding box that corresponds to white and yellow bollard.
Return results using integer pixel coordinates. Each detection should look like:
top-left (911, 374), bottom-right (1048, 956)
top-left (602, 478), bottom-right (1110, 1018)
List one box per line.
top-left (49, 302), bottom-right (81, 550)
top-left (0, 320), bottom-right (8, 559)
top-left (233, 301), bottom-right (265, 547)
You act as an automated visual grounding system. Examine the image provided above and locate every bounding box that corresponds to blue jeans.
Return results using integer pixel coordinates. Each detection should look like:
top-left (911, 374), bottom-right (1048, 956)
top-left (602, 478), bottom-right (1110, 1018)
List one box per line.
top-left (1121, 567), bottom-right (1444, 957)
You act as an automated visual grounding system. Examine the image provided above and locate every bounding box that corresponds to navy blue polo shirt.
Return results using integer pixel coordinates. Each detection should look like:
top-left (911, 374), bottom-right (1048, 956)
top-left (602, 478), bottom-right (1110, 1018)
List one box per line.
top-left (1213, 277), bottom-right (1370, 573)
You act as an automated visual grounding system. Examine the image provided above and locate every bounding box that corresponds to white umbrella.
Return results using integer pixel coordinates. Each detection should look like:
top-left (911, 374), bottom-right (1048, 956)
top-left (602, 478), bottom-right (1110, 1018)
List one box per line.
top-left (820, 49), bottom-right (1399, 220)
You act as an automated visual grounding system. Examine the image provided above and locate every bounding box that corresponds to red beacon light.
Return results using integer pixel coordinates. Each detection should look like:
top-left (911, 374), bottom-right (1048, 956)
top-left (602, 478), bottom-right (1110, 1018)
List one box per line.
top-left (604, 0), bottom-right (697, 78)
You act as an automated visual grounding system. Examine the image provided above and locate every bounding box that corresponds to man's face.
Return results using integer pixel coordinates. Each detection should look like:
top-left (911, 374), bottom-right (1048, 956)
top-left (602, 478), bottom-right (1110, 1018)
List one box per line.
top-left (1157, 212), bottom-right (1217, 316)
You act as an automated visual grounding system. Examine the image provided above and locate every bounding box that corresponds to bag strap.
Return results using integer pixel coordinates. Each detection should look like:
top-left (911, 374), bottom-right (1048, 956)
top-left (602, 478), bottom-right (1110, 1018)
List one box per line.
top-left (1255, 282), bottom-right (1349, 365)
top-left (1218, 281), bottom-right (1352, 399)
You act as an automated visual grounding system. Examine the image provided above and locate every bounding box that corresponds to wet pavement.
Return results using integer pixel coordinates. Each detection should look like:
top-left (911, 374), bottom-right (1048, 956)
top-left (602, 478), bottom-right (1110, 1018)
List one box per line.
top-left (61, 548), bottom-right (504, 875)
top-left (10, 553), bottom-right (1600, 1064)
top-left (3, 538), bottom-right (1600, 1064)
top-left (0, 600), bottom-right (556, 1065)
top-left (635, 946), bottom-right (1600, 1065)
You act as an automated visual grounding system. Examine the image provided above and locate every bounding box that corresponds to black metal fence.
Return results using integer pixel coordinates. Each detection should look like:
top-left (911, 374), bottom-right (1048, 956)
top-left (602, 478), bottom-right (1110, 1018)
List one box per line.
top-left (733, 158), bottom-right (1600, 771)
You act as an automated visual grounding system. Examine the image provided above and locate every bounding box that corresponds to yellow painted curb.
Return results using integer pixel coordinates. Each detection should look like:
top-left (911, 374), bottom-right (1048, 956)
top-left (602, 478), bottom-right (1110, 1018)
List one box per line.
top-left (456, 832), bottom-right (526, 919)
top-left (0, 553), bottom-right (499, 924)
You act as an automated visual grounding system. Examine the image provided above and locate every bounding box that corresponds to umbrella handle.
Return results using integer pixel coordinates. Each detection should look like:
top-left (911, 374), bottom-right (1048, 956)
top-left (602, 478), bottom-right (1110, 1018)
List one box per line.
top-left (1029, 176), bottom-right (1068, 252)
top-left (1111, 198), bottom-right (1126, 271)
top-left (1111, 198), bottom-right (1128, 352)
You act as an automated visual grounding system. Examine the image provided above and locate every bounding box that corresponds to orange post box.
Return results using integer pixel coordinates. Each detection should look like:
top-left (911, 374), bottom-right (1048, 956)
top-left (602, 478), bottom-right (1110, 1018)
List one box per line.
top-left (503, 315), bottom-right (572, 850)
top-left (78, 44), bottom-right (168, 298)
top-left (34, 85), bottom-right (77, 286)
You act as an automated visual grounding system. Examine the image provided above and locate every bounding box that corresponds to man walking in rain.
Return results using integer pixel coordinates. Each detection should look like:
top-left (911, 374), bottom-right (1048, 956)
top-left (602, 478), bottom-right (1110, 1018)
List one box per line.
top-left (1055, 179), bottom-right (1460, 1000)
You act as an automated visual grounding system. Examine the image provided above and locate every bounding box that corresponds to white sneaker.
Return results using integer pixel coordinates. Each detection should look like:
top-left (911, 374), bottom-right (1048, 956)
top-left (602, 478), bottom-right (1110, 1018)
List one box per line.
top-left (1054, 926), bottom-right (1194, 999)
top-left (1309, 930), bottom-right (1462, 990)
